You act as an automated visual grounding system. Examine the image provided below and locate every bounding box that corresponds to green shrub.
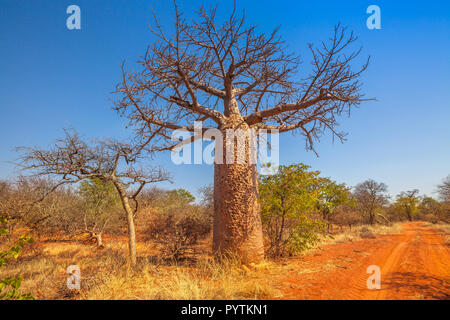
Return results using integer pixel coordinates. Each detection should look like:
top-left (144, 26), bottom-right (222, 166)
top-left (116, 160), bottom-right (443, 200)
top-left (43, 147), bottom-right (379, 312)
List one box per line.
top-left (0, 219), bottom-right (34, 300)
top-left (260, 164), bottom-right (327, 258)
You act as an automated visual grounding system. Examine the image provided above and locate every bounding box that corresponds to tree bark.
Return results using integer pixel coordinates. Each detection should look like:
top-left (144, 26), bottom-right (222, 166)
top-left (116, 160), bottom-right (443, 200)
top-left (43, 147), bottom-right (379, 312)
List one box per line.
top-left (368, 210), bottom-right (375, 225)
top-left (113, 180), bottom-right (137, 266)
top-left (212, 114), bottom-right (264, 264)
top-left (407, 211), bottom-right (412, 222)
top-left (213, 163), bottom-right (264, 263)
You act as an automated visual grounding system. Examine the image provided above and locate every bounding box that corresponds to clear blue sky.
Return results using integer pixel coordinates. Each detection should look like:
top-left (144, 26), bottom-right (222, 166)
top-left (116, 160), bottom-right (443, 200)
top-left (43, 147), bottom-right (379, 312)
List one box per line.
top-left (1, 0), bottom-right (449, 200)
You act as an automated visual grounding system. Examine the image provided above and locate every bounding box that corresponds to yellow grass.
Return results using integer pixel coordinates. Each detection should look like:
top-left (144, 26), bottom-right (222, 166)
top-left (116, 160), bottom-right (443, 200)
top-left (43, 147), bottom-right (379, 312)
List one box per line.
top-left (428, 223), bottom-right (450, 245)
top-left (432, 223), bottom-right (450, 235)
top-left (0, 222), bottom-right (407, 300)
top-left (1, 238), bottom-right (286, 300)
top-left (318, 223), bottom-right (403, 246)
top-left (81, 257), bottom-right (282, 300)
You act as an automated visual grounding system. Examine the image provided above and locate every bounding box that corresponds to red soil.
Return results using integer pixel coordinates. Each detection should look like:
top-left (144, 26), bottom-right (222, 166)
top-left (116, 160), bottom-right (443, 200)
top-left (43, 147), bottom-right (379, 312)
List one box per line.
top-left (280, 222), bottom-right (450, 300)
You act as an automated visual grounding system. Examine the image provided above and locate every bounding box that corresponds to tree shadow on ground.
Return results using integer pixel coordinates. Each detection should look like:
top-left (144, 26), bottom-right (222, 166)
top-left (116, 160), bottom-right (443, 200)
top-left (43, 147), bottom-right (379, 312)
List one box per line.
top-left (383, 272), bottom-right (450, 300)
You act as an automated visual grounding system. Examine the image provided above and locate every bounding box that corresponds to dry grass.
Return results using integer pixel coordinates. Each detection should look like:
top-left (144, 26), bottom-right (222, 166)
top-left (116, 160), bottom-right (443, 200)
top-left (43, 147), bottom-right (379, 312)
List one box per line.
top-left (445, 236), bottom-right (450, 246)
top-left (80, 257), bottom-right (281, 300)
top-left (0, 222), bottom-right (407, 300)
top-left (318, 223), bottom-right (403, 246)
top-left (429, 223), bottom-right (450, 246)
top-left (1, 237), bottom-right (283, 300)
top-left (431, 223), bottom-right (450, 235)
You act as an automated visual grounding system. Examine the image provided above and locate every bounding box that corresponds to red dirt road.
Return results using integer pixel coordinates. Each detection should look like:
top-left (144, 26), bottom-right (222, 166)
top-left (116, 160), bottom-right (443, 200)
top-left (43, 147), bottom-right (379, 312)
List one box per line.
top-left (280, 222), bottom-right (450, 300)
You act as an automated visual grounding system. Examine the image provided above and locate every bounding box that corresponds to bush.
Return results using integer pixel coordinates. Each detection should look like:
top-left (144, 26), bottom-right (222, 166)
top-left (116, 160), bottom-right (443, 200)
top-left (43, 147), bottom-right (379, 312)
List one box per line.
top-left (260, 164), bottom-right (327, 258)
top-left (333, 206), bottom-right (361, 230)
top-left (0, 219), bottom-right (34, 300)
top-left (147, 209), bottom-right (210, 261)
top-left (360, 227), bottom-right (375, 239)
top-left (421, 213), bottom-right (439, 224)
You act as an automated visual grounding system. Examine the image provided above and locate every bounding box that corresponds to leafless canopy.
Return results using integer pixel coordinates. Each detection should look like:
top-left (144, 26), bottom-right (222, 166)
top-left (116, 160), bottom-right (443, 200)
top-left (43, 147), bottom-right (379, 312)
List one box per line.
top-left (17, 129), bottom-right (170, 213)
top-left (353, 179), bottom-right (389, 224)
top-left (437, 175), bottom-right (450, 202)
top-left (114, 3), bottom-right (370, 152)
top-left (397, 189), bottom-right (420, 200)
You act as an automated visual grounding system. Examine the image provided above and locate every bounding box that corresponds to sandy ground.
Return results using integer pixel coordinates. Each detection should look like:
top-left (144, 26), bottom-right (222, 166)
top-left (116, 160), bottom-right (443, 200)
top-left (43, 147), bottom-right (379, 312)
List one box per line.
top-left (279, 222), bottom-right (450, 299)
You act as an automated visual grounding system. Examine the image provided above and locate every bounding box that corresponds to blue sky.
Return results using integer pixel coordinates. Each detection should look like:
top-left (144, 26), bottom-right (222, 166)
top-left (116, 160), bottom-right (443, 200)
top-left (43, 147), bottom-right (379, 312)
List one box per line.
top-left (0, 0), bottom-right (449, 200)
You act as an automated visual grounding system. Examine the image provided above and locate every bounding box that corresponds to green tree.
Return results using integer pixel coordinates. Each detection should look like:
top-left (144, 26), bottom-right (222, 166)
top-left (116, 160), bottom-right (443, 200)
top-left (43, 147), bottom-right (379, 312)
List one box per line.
top-left (156, 188), bottom-right (196, 213)
top-left (259, 164), bottom-right (325, 258)
top-left (418, 196), bottom-right (443, 222)
top-left (394, 190), bottom-right (420, 221)
top-left (167, 188), bottom-right (195, 204)
top-left (78, 177), bottom-right (121, 246)
top-left (315, 178), bottom-right (354, 232)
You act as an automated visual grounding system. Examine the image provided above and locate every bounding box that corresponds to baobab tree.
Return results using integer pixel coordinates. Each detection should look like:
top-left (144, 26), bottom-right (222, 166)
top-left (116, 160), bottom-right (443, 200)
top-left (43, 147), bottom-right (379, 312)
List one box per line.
top-left (114, 4), bottom-right (370, 263)
top-left (18, 130), bottom-right (169, 266)
top-left (353, 179), bottom-right (389, 225)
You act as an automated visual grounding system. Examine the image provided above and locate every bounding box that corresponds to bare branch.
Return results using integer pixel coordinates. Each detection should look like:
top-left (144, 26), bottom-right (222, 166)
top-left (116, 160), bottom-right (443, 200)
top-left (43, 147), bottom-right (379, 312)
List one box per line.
top-left (114, 3), bottom-right (370, 153)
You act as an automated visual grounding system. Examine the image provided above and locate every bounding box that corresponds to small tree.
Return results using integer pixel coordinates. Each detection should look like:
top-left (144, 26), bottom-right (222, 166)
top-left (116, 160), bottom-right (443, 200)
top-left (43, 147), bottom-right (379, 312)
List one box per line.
top-left (259, 164), bottom-right (325, 257)
top-left (315, 178), bottom-right (353, 232)
top-left (147, 187), bottom-right (209, 260)
top-left (0, 177), bottom-right (56, 237)
top-left (198, 184), bottom-right (214, 220)
top-left (18, 130), bottom-right (170, 266)
top-left (353, 179), bottom-right (389, 225)
top-left (437, 175), bottom-right (450, 203)
top-left (394, 189), bottom-right (420, 222)
top-left (417, 196), bottom-right (442, 223)
top-left (0, 180), bottom-right (17, 237)
top-left (333, 206), bottom-right (361, 230)
top-left (198, 185), bottom-right (214, 209)
top-left (147, 208), bottom-right (210, 261)
top-left (166, 188), bottom-right (195, 204)
top-left (78, 178), bottom-right (122, 246)
top-left (1, 177), bottom-right (81, 240)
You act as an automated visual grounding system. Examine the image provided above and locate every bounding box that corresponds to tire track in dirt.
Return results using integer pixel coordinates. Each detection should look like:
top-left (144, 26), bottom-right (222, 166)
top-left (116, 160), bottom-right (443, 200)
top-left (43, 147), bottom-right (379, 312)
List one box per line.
top-left (363, 225), bottom-right (417, 300)
top-left (279, 222), bottom-right (450, 300)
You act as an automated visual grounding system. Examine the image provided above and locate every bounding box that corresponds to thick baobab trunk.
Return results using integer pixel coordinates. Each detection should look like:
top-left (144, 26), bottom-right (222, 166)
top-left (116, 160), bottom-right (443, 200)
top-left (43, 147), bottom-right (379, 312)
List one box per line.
top-left (212, 113), bottom-right (264, 264)
top-left (213, 163), bottom-right (264, 263)
top-left (113, 180), bottom-right (137, 266)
